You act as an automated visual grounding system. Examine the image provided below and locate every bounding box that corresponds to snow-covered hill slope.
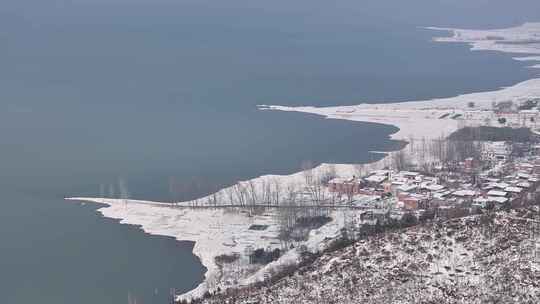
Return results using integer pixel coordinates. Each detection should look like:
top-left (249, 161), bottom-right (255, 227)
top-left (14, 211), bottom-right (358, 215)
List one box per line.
top-left (198, 208), bottom-right (540, 304)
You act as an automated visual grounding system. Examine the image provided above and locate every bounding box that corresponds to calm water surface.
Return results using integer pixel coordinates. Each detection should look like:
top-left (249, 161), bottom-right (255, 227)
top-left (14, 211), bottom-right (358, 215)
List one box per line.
top-left (1, 1), bottom-right (540, 303)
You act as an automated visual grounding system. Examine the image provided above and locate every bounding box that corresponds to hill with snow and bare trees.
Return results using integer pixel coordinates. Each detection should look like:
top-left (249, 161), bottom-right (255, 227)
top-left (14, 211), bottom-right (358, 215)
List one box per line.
top-left (194, 207), bottom-right (540, 304)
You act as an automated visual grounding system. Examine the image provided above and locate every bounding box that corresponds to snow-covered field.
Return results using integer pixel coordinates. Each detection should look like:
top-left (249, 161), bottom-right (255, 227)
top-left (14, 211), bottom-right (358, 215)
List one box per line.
top-left (428, 22), bottom-right (540, 61)
top-left (67, 23), bottom-right (540, 302)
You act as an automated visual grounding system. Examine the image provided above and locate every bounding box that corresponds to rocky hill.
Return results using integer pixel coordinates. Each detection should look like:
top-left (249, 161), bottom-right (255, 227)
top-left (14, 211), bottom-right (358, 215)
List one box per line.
top-left (196, 208), bottom-right (540, 304)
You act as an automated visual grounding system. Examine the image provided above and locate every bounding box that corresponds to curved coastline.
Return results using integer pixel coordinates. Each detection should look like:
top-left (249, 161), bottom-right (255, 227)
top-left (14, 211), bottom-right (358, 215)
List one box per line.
top-left (66, 77), bottom-right (540, 301)
top-left (67, 22), bottom-right (540, 301)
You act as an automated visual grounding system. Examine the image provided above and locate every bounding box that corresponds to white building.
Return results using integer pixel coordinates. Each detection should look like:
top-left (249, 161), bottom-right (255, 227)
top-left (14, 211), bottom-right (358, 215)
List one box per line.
top-left (482, 141), bottom-right (511, 162)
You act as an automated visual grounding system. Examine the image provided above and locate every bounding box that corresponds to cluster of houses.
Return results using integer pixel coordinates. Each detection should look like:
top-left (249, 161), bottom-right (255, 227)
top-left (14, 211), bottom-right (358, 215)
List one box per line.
top-left (327, 141), bottom-right (540, 220)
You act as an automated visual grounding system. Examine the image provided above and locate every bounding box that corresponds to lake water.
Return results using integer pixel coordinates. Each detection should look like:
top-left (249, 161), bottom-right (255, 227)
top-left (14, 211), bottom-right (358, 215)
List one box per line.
top-left (1, 1), bottom-right (540, 303)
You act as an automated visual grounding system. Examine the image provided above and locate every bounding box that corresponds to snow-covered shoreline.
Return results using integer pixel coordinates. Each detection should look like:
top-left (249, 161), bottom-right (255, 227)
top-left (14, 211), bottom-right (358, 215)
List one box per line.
top-left (426, 22), bottom-right (540, 59)
top-left (263, 22), bottom-right (540, 142)
top-left (65, 197), bottom-right (281, 300)
top-left (260, 77), bottom-right (540, 142)
top-left (66, 22), bottom-right (540, 302)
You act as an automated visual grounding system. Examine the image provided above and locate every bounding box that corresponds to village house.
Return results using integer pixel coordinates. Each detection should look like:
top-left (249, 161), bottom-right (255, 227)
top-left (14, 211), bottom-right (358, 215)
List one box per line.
top-left (327, 177), bottom-right (363, 195)
top-left (322, 140), bottom-right (540, 219)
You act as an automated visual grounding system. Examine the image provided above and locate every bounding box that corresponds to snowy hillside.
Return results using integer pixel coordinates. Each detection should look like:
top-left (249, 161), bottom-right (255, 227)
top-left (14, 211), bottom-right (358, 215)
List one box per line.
top-left (196, 208), bottom-right (540, 304)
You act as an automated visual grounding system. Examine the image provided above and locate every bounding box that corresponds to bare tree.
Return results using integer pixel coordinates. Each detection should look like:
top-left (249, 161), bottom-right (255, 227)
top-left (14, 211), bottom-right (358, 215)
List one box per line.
top-left (247, 180), bottom-right (258, 205)
top-left (321, 164), bottom-right (337, 185)
top-left (270, 178), bottom-right (281, 206)
top-left (354, 164), bottom-right (365, 178)
top-left (226, 186), bottom-right (236, 206)
top-left (392, 150), bottom-right (408, 171)
top-left (408, 135), bottom-right (415, 154)
top-left (344, 182), bottom-right (356, 204)
top-left (329, 185), bottom-right (341, 205)
top-left (310, 173), bottom-right (326, 206)
top-left (233, 183), bottom-right (247, 207)
top-left (431, 136), bottom-right (449, 167)
top-left (277, 183), bottom-right (299, 249)
top-left (260, 179), bottom-right (271, 207)
top-left (301, 160), bottom-right (315, 188)
top-left (246, 180), bottom-right (260, 215)
top-left (206, 184), bottom-right (220, 207)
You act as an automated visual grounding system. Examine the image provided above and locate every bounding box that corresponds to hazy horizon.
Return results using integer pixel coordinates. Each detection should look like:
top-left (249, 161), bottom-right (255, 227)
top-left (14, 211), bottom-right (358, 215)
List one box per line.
top-left (2, 1), bottom-right (540, 303)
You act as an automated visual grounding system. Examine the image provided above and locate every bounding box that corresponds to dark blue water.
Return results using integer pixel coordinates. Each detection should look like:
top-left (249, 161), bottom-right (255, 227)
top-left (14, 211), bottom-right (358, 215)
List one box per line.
top-left (1, 1), bottom-right (540, 303)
